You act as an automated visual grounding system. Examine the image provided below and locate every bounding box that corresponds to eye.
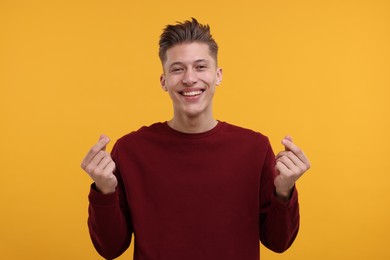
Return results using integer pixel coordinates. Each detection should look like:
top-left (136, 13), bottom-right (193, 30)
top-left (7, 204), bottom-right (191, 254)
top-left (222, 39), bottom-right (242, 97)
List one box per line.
top-left (196, 65), bottom-right (208, 70)
top-left (171, 67), bottom-right (184, 73)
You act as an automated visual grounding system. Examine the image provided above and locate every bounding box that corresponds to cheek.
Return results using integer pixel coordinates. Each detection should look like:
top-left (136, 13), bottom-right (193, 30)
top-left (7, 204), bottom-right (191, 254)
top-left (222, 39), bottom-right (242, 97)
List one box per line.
top-left (201, 73), bottom-right (218, 85)
top-left (165, 76), bottom-right (181, 87)
top-left (167, 88), bottom-right (179, 100)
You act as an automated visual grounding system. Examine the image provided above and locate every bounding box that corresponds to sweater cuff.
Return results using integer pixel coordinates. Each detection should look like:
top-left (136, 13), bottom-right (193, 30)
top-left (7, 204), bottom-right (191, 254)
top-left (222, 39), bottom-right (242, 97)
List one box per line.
top-left (271, 186), bottom-right (298, 209)
top-left (88, 183), bottom-right (119, 206)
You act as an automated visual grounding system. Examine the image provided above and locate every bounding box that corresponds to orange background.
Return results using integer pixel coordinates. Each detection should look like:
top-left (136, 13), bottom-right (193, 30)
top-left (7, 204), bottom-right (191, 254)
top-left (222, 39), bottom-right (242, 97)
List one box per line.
top-left (1, 0), bottom-right (389, 259)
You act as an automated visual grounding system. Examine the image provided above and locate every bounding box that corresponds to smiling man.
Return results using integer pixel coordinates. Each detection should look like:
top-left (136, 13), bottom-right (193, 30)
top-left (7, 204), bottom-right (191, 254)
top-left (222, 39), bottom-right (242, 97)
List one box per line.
top-left (81, 18), bottom-right (310, 260)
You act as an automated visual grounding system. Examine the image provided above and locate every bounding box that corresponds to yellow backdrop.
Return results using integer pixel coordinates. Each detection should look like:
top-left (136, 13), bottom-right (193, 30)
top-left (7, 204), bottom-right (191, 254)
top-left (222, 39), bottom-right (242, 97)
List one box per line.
top-left (1, 0), bottom-right (389, 259)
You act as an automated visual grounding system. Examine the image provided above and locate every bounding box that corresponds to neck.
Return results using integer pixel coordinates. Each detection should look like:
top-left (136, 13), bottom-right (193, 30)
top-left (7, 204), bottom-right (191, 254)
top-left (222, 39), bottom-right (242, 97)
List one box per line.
top-left (168, 113), bottom-right (218, 133)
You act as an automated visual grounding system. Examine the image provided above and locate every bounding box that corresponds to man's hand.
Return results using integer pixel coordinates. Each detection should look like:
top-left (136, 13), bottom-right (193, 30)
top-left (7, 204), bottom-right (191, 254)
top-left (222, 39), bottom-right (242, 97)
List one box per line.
top-left (274, 136), bottom-right (310, 200)
top-left (81, 135), bottom-right (118, 194)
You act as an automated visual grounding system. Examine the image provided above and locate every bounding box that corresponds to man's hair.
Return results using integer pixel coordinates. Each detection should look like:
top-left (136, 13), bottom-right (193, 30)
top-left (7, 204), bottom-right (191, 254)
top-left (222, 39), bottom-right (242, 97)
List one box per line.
top-left (158, 18), bottom-right (218, 64)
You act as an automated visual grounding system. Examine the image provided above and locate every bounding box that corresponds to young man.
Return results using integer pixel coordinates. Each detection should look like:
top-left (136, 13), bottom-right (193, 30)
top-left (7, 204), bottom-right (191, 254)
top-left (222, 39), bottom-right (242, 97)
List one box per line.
top-left (81, 18), bottom-right (310, 260)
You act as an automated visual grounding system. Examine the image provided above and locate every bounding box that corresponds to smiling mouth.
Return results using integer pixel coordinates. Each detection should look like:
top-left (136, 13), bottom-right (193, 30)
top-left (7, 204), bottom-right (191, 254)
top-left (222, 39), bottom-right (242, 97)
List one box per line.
top-left (180, 90), bottom-right (204, 97)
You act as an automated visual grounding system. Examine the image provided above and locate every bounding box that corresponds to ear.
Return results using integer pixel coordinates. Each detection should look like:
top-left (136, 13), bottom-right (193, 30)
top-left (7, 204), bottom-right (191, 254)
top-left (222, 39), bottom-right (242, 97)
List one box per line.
top-left (216, 67), bottom-right (223, 86)
top-left (160, 74), bottom-right (168, 91)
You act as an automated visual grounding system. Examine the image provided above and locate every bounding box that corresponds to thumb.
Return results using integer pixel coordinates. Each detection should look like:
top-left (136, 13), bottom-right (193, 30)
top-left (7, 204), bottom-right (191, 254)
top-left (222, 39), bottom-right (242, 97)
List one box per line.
top-left (98, 134), bottom-right (110, 151)
top-left (282, 135), bottom-right (293, 151)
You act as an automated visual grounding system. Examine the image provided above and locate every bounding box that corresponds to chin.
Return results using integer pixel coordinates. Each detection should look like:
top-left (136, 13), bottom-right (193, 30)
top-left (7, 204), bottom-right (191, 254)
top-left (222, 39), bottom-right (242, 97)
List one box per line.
top-left (184, 107), bottom-right (210, 118)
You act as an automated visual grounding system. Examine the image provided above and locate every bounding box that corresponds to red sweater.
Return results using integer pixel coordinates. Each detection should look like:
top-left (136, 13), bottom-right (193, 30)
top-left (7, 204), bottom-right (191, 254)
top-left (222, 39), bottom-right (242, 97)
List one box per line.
top-left (88, 122), bottom-right (299, 259)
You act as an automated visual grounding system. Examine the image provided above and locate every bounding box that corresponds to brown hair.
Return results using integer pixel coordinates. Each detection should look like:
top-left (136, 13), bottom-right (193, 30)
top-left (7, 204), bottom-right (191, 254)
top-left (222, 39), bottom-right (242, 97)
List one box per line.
top-left (158, 18), bottom-right (218, 64)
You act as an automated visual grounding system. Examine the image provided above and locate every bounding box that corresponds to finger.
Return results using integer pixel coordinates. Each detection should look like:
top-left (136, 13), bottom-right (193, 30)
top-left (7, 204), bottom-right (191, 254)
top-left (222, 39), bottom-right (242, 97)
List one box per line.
top-left (284, 135), bottom-right (293, 144)
top-left (81, 135), bottom-right (110, 169)
top-left (104, 160), bottom-right (116, 174)
top-left (276, 151), bottom-right (307, 170)
top-left (98, 134), bottom-right (109, 152)
top-left (275, 136), bottom-right (293, 159)
top-left (275, 151), bottom-right (285, 160)
top-left (286, 151), bottom-right (309, 172)
top-left (276, 155), bottom-right (297, 172)
top-left (276, 150), bottom-right (296, 160)
top-left (281, 138), bottom-right (310, 166)
top-left (282, 136), bottom-right (293, 151)
top-left (94, 154), bottom-right (113, 172)
top-left (281, 135), bottom-right (293, 152)
top-left (275, 160), bottom-right (289, 174)
top-left (94, 154), bottom-right (116, 176)
top-left (84, 150), bottom-right (107, 174)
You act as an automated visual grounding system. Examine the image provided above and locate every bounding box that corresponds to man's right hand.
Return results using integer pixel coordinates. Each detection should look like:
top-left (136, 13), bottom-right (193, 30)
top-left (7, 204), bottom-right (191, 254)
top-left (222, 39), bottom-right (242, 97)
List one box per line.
top-left (81, 135), bottom-right (118, 194)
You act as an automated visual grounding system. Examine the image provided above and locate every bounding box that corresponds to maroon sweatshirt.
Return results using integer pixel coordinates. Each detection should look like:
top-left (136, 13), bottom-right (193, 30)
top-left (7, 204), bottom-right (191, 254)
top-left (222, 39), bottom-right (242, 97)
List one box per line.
top-left (88, 122), bottom-right (299, 259)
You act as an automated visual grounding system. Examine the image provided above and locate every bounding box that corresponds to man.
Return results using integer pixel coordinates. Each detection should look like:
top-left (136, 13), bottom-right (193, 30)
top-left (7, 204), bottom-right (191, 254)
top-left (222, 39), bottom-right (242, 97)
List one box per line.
top-left (81, 18), bottom-right (310, 260)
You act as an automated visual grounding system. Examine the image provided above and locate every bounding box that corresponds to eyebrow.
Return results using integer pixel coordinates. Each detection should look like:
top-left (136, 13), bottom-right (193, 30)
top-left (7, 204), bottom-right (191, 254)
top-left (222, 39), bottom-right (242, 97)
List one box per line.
top-left (168, 59), bottom-right (210, 68)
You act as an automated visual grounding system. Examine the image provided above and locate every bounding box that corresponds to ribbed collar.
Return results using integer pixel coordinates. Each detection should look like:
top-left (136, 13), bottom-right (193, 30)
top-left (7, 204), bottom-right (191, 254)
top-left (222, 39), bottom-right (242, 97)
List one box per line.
top-left (159, 120), bottom-right (226, 139)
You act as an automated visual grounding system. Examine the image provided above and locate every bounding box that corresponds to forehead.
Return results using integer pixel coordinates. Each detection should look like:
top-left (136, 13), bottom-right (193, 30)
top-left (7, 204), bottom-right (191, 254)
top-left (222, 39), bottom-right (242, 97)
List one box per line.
top-left (164, 42), bottom-right (216, 66)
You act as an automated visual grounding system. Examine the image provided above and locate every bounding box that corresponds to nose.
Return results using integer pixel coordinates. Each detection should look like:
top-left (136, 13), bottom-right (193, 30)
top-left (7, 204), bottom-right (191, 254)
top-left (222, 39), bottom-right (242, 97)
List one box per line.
top-left (182, 68), bottom-right (198, 85)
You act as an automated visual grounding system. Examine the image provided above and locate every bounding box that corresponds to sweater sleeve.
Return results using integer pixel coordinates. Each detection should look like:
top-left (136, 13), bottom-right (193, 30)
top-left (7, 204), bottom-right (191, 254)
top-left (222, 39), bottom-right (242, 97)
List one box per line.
top-left (87, 142), bottom-right (133, 259)
top-left (259, 140), bottom-right (300, 253)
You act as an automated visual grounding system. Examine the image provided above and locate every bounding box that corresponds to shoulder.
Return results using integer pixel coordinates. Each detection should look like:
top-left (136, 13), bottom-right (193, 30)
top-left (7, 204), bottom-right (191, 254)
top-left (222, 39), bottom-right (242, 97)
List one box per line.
top-left (112, 122), bottom-right (166, 150)
top-left (218, 122), bottom-right (273, 162)
top-left (121, 122), bottom-right (165, 139)
top-left (220, 121), bottom-right (270, 144)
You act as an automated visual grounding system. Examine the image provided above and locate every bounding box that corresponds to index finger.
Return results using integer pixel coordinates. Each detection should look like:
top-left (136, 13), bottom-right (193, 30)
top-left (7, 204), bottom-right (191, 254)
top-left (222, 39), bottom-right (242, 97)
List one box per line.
top-left (282, 138), bottom-right (310, 166)
top-left (80, 135), bottom-right (110, 169)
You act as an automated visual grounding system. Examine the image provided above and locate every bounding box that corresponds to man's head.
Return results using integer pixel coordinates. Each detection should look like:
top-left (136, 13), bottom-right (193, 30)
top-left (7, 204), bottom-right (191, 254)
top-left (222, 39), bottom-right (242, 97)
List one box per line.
top-left (159, 18), bottom-right (218, 65)
top-left (158, 19), bottom-right (222, 123)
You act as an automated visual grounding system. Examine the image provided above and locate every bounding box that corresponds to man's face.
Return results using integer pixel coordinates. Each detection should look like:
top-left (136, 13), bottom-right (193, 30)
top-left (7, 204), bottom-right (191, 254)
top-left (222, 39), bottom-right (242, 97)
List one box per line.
top-left (160, 42), bottom-right (222, 119)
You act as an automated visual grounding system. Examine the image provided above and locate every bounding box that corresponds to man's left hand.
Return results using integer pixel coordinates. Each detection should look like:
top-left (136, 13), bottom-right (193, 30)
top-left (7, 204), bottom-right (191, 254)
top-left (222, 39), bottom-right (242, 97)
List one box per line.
top-left (274, 136), bottom-right (311, 200)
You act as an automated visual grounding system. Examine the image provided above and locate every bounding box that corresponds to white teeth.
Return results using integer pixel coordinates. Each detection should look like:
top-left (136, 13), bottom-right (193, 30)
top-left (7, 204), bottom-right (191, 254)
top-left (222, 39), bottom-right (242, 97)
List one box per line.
top-left (182, 90), bottom-right (203, 96)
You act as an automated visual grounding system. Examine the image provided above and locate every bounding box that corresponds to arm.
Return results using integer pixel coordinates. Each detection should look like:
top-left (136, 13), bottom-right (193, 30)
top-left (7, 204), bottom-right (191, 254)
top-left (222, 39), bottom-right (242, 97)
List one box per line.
top-left (81, 135), bottom-right (133, 259)
top-left (259, 137), bottom-right (310, 253)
